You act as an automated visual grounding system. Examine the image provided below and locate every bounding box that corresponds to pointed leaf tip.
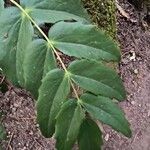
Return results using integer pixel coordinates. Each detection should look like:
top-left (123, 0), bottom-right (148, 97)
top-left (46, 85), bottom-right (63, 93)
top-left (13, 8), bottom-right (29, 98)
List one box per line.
top-left (81, 93), bottom-right (132, 137)
top-left (78, 118), bottom-right (103, 150)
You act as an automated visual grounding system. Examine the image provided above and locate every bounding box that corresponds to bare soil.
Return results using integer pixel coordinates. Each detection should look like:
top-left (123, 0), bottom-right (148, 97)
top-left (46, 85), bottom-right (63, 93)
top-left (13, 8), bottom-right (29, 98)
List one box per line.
top-left (0, 0), bottom-right (150, 149)
top-left (103, 0), bottom-right (150, 149)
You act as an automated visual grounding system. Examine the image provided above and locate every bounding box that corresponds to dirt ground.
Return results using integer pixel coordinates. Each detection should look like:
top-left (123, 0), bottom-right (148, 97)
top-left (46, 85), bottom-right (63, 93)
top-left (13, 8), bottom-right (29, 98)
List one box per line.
top-left (0, 0), bottom-right (150, 149)
top-left (103, 0), bottom-right (150, 149)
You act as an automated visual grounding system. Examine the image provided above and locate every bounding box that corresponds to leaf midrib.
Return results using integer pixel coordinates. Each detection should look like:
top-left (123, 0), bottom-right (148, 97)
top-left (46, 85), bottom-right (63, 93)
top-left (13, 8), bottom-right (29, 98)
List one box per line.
top-left (54, 41), bottom-right (116, 57)
top-left (47, 75), bottom-right (68, 133)
top-left (83, 102), bottom-right (128, 131)
top-left (72, 74), bottom-right (122, 99)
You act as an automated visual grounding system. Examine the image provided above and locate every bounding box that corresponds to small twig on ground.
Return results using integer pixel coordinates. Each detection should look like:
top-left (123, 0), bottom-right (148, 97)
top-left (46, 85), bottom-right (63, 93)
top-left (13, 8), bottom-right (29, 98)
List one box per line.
top-left (34, 138), bottom-right (44, 149)
top-left (8, 145), bottom-right (13, 150)
top-left (0, 75), bottom-right (5, 84)
top-left (131, 131), bottom-right (140, 144)
top-left (6, 132), bottom-right (14, 150)
top-left (9, 116), bottom-right (36, 121)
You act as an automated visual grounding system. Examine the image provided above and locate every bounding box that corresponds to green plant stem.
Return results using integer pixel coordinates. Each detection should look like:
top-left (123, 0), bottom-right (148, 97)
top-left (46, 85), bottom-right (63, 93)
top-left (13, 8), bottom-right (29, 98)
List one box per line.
top-left (10, 0), bottom-right (80, 101)
top-left (70, 81), bottom-right (80, 100)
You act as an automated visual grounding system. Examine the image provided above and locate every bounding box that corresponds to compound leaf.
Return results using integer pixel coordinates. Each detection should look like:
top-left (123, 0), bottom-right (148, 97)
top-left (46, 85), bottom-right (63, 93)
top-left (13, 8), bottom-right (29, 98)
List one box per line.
top-left (81, 93), bottom-right (132, 137)
top-left (0, 1), bottom-right (131, 150)
top-left (78, 118), bottom-right (103, 150)
top-left (69, 60), bottom-right (126, 101)
top-left (24, 39), bottom-right (56, 98)
top-left (49, 21), bottom-right (120, 61)
top-left (55, 100), bottom-right (85, 150)
top-left (0, 1), bottom-right (88, 86)
top-left (37, 69), bottom-right (70, 138)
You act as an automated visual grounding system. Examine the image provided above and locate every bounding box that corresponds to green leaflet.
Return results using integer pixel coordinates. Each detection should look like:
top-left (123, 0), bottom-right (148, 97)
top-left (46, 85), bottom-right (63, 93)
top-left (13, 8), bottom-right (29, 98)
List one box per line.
top-left (21, 0), bottom-right (90, 24)
top-left (55, 100), bottom-right (85, 150)
top-left (37, 69), bottom-right (70, 138)
top-left (0, 7), bottom-right (33, 86)
top-left (16, 15), bottom-right (33, 87)
top-left (30, 9), bottom-right (89, 24)
top-left (0, 7), bottom-right (22, 85)
top-left (24, 39), bottom-right (56, 98)
top-left (0, 0), bottom-right (4, 15)
top-left (21, 0), bottom-right (48, 7)
top-left (49, 21), bottom-right (120, 61)
top-left (78, 118), bottom-right (103, 150)
top-left (81, 93), bottom-right (132, 137)
top-left (69, 60), bottom-right (126, 101)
